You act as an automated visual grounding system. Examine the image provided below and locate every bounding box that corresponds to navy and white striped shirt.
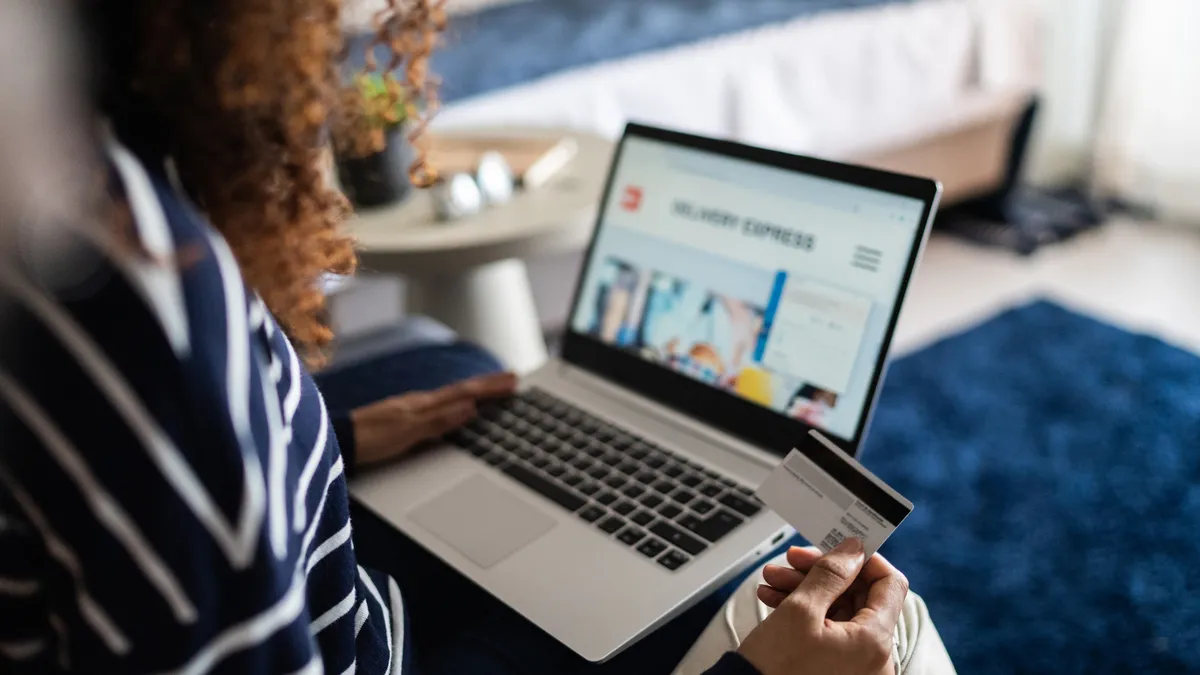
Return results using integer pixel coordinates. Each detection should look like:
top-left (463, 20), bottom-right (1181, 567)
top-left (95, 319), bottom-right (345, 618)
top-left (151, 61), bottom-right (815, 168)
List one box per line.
top-left (0, 143), bottom-right (406, 673)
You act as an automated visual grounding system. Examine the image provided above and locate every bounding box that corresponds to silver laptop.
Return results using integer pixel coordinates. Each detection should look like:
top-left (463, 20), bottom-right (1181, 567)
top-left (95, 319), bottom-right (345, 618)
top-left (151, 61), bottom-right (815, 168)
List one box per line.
top-left (350, 123), bottom-right (941, 662)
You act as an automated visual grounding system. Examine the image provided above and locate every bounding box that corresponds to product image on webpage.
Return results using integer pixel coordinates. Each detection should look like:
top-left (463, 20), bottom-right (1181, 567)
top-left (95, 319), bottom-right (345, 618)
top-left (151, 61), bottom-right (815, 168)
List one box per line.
top-left (577, 252), bottom-right (865, 433)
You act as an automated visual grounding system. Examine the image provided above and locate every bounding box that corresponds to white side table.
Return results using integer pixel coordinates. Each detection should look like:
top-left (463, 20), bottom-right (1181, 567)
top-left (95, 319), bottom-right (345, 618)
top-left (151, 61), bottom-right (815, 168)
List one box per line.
top-left (349, 128), bottom-right (613, 374)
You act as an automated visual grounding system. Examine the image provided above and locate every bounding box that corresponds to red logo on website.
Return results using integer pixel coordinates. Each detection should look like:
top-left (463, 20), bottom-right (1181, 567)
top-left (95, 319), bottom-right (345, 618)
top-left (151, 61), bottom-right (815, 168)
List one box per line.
top-left (620, 185), bottom-right (644, 212)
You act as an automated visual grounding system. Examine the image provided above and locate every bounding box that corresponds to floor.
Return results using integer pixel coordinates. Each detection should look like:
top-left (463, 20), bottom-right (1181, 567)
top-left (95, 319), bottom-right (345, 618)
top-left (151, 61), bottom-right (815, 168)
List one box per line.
top-left (890, 219), bottom-right (1200, 358)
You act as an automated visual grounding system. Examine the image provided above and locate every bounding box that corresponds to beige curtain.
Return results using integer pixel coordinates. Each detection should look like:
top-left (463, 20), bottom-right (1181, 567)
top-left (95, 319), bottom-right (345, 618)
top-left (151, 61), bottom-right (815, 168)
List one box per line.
top-left (1095, 0), bottom-right (1200, 224)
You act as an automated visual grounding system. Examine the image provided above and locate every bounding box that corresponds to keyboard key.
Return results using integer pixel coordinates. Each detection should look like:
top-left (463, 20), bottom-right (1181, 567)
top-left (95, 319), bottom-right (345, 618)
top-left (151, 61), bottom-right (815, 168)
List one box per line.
top-left (578, 505), bottom-right (605, 522)
top-left (703, 469), bottom-right (722, 480)
top-left (692, 499), bottom-right (716, 515)
top-left (466, 443), bottom-right (489, 457)
top-left (649, 522), bottom-right (707, 555)
top-left (531, 455), bottom-right (552, 469)
top-left (644, 455), bottom-right (667, 469)
top-left (483, 451), bottom-right (506, 466)
top-left (699, 483), bottom-right (725, 498)
top-left (657, 549), bottom-right (690, 571)
top-left (663, 464), bottom-right (685, 478)
top-left (621, 484), bottom-right (646, 499)
top-left (735, 485), bottom-right (757, 497)
top-left (677, 509), bottom-right (744, 543)
top-left (599, 451), bottom-right (624, 466)
top-left (719, 476), bottom-right (737, 487)
top-left (628, 445), bottom-right (649, 460)
top-left (598, 516), bottom-right (625, 535)
top-left (613, 500), bottom-right (637, 516)
top-left (586, 446), bottom-right (606, 458)
top-left (596, 491), bottom-right (619, 506)
top-left (456, 427), bottom-right (481, 442)
top-left (671, 489), bottom-right (696, 505)
top-left (719, 493), bottom-right (762, 517)
top-left (637, 538), bottom-right (668, 559)
top-left (635, 470), bottom-right (658, 485)
top-left (545, 463), bottom-right (567, 478)
top-left (578, 481), bottom-right (601, 496)
top-left (657, 503), bottom-right (682, 520)
top-left (570, 456), bottom-right (593, 471)
top-left (640, 493), bottom-right (664, 509)
top-left (631, 510), bottom-right (655, 526)
top-left (604, 475), bottom-right (627, 489)
top-left (501, 464), bottom-right (586, 512)
top-left (652, 480), bottom-right (675, 494)
top-left (617, 462), bottom-right (640, 476)
top-left (563, 473), bottom-right (584, 487)
top-left (588, 466), bottom-right (610, 480)
top-left (617, 527), bottom-right (646, 546)
top-left (680, 473), bottom-right (704, 488)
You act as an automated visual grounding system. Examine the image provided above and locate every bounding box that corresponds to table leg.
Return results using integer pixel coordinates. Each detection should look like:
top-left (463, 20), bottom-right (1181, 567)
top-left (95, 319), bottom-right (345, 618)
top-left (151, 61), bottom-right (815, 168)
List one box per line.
top-left (406, 258), bottom-right (550, 374)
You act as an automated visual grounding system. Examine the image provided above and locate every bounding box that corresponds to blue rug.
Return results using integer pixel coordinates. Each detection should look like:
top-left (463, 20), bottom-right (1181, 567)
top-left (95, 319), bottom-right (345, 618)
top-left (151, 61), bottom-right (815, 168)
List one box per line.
top-left (850, 301), bottom-right (1200, 673)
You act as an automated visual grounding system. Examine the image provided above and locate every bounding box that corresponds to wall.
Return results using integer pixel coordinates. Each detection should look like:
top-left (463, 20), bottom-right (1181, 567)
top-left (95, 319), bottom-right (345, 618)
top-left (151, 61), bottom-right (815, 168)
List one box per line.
top-left (1094, 0), bottom-right (1200, 224)
top-left (1025, 0), bottom-right (1122, 185)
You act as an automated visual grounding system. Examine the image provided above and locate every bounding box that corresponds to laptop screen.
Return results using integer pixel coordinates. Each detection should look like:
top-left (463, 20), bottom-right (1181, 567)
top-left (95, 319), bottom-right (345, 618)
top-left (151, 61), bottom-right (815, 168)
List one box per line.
top-left (568, 134), bottom-right (928, 443)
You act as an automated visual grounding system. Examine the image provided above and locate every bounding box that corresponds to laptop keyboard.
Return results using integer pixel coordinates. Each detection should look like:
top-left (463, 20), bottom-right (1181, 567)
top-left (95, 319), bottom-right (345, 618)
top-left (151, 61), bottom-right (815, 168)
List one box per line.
top-left (445, 388), bottom-right (763, 572)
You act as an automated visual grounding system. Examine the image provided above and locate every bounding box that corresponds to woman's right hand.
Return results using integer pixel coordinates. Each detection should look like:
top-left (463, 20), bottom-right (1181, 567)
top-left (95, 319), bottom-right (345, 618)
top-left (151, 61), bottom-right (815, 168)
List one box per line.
top-left (736, 538), bottom-right (909, 675)
top-left (350, 372), bottom-right (518, 468)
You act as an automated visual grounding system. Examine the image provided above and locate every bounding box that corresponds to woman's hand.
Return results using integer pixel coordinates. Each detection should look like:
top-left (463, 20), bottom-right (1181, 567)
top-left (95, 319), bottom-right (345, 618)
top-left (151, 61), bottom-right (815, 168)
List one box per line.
top-left (736, 539), bottom-right (909, 675)
top-left (350, 372), bottom-right (518, 468)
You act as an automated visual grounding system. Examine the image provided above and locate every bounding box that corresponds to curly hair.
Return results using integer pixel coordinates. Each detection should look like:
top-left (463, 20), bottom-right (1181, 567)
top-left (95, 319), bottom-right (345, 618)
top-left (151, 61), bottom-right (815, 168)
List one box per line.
top-left (95, 0), bottom-right (446, 366)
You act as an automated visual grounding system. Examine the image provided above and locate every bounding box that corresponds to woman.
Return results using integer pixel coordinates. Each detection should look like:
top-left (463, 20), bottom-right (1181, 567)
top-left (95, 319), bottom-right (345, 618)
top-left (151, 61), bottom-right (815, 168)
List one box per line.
top-left (0, 0), bottom-right (954, 673)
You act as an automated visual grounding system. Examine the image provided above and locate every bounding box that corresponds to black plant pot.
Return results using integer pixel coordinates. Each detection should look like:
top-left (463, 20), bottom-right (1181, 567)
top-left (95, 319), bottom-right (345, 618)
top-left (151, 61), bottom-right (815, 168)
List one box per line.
top-left (337, 127), bottom-right (415, 209)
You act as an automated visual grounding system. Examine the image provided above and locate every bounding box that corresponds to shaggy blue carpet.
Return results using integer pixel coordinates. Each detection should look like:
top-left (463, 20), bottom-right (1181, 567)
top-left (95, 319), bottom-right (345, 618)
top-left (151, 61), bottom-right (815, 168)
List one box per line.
top-left (849, 301), bottom-right (1200, 674)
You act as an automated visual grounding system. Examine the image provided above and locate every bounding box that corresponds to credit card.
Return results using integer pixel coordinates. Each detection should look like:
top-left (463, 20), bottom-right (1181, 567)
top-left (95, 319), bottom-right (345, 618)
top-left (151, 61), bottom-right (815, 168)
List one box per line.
top-left (756, 430), bottom-right (913, 558)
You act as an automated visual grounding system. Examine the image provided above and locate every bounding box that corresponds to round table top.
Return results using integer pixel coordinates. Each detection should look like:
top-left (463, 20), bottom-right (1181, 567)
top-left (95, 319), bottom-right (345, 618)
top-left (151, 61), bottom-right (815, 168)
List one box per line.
top-left (349, 128), bottom-right (614, 277)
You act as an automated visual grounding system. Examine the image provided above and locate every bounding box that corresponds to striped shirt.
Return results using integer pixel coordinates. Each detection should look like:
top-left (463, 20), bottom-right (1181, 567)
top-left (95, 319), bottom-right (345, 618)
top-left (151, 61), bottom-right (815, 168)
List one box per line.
top-left (0, 143), bottom-right (406, 673)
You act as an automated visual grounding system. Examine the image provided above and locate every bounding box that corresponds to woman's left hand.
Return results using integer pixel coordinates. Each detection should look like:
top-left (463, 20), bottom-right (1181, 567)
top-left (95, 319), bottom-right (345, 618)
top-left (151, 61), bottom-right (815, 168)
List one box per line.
top-left (350, 372), bottom-right (518, 468)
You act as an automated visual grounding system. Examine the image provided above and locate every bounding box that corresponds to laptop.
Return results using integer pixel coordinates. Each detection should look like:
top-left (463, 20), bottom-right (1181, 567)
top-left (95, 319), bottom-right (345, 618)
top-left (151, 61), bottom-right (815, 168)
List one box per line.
top-left (350, 123), bottom-right (941, 662)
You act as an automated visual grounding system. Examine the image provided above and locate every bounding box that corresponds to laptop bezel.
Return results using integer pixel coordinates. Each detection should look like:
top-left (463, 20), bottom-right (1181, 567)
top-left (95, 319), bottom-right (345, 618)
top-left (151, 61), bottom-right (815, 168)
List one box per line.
top-left (561, 122), bottom-right (941, 459)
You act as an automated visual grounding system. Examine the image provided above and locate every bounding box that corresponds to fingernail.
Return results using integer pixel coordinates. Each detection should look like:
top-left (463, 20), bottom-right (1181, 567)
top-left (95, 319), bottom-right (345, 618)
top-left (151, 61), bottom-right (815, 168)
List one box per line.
top-left (834, 537), bottom-right (864, 555)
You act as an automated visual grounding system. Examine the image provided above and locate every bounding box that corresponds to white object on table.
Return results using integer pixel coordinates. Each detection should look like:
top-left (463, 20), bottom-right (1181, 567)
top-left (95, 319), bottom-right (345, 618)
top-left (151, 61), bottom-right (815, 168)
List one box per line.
top-left (348, 128), bottom-right (613, 374)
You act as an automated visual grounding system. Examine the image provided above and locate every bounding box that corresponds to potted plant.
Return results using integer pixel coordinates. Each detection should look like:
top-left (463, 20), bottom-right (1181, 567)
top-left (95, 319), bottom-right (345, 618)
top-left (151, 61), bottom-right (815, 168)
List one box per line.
top-left (335, 72), bottom-right (419, 208)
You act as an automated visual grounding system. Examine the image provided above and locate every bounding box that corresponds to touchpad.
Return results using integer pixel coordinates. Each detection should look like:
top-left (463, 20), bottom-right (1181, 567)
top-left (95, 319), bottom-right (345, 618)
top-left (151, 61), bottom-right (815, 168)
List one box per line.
top-left (409, 474), bottom-right (556, 569)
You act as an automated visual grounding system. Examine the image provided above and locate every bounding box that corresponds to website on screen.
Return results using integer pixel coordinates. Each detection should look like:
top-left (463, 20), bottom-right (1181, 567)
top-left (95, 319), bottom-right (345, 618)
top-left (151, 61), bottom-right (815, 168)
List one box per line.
top-left (571, 136), bottom-right (925, 441)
